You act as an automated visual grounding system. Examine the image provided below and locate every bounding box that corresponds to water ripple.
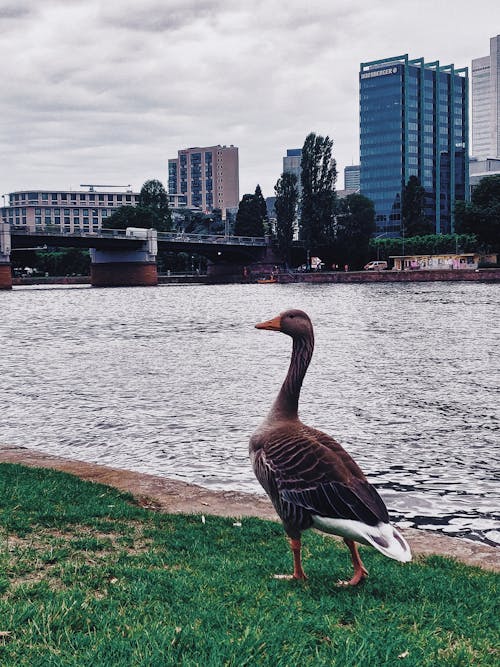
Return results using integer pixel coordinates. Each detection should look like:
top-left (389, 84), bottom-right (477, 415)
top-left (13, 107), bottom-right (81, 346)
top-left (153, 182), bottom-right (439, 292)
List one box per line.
top-left (0, 282), bottom-right (498, 545)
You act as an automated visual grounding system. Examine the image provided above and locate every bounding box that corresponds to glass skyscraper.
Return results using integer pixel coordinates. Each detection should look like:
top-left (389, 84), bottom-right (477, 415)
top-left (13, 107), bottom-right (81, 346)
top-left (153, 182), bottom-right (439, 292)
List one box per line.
top-left (359, 55), bottom-right (469, 235)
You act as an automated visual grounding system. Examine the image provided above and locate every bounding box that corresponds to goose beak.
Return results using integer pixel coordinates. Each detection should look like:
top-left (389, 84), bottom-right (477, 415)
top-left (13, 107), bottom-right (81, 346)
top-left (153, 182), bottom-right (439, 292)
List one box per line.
top-left (255, 315), bottom-right (282, 331)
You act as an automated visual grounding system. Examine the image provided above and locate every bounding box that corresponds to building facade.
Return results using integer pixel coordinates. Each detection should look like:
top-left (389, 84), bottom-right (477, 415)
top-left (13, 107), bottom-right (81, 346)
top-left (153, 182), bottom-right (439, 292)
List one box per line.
top-left (360, 54), bottom-right (468, 235)
top-left (469, 156), bottom-right (500, 191)
top-left (0, 187), bottom-right (140, 233)
top-left (167, 145), bottom-right (239, 214)
top-left (283, 148), bottom-right (302, 184)
top-left (344, 165), bottom-right (360, 191)
top-left (471, 35), bottom-right (500, 159)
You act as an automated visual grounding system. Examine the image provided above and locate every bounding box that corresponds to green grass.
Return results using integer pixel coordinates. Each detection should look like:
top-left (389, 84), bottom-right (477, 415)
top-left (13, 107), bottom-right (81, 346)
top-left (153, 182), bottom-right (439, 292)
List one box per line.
top-left (0, 463), bottom-right (498, 666)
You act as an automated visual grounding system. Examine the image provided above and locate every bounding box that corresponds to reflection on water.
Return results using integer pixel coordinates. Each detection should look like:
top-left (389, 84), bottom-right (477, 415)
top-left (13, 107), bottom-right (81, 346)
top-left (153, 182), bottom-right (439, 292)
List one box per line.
top-left (1, 282), bottom-right (498, 546)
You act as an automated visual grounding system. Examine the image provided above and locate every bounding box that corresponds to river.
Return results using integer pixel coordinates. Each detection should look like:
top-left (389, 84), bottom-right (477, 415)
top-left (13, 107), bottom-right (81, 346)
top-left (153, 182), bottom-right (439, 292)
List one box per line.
top-left (1, 281), bottom-right (498, 546)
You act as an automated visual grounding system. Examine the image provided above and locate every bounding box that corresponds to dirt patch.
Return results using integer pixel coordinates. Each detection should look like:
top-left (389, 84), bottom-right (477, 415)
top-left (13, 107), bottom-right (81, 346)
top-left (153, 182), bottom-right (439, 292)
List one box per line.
top-left (1, 444), bottom-right (498, 572)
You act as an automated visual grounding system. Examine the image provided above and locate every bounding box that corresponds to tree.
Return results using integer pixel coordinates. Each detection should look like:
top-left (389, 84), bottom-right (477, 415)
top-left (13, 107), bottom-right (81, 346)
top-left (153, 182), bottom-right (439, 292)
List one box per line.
top-left (274, 172), bottom-right (298, 266)
top-left (401, 176), bottom-right (432, 236)
top-left (104, 205), bottom-right (153, 230)
top-left (105, 180), bottom-right (172, 231)
top-left (139, 179), bottom-right (172, 231)
top-left (234, 193), bottom-right (266, 237)
top-left (254, 184), bottom-right (268, 230)
top-left (334, 193), bottom-right (376, 269)
top-left (455, 175), bottom-right (500, 251)
top-left (299, 132), bottom-right (337, 257)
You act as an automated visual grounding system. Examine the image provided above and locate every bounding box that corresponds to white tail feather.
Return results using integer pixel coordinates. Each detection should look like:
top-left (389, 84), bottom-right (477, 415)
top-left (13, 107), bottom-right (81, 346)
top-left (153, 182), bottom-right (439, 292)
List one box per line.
top-left (312, 515), bottom-right (412, 563)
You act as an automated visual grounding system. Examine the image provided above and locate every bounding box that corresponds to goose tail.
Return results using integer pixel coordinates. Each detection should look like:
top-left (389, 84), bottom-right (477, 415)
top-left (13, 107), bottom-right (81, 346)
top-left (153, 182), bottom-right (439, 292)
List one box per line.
top-left (312, 516), bottom-right (412, 562)
top-left (362, 522), bottom-right (412, 562)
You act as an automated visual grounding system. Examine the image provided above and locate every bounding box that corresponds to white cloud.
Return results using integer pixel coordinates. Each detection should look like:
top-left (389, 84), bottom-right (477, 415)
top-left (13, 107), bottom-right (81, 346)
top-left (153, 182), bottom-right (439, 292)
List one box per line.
top-left (0, 0), bottom-right (499, 196)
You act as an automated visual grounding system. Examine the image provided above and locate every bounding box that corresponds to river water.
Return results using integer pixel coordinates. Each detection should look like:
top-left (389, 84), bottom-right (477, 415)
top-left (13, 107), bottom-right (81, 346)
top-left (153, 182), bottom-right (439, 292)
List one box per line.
top-left (1, 282), bottom-right (498, 546)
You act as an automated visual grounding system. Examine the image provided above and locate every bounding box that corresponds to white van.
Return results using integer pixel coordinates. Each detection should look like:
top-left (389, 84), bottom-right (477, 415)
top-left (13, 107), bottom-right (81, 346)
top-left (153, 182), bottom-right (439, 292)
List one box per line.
top-left (364, 260), bottom-right (388, 271)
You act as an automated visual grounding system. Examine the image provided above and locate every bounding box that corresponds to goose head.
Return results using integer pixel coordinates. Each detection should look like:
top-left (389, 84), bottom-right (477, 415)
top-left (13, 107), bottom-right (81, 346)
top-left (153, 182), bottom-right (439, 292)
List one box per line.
top-left (255, 309), bottom-right (313, 339)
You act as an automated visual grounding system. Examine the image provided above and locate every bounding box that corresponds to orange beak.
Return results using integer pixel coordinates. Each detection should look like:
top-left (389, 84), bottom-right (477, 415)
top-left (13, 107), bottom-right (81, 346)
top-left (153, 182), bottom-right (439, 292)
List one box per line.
top-left (255, 315), bottom-right (282, 331)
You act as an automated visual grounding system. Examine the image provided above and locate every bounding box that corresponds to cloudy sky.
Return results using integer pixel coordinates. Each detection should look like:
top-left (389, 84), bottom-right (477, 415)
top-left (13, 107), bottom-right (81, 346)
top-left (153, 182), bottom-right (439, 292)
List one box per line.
top-left (1, 0), bottom-right (499, 199)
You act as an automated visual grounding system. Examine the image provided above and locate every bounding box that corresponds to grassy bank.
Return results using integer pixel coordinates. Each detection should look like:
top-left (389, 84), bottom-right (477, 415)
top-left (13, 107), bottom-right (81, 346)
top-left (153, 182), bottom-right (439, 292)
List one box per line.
top-left (0, 463), bottom-right (498, 666)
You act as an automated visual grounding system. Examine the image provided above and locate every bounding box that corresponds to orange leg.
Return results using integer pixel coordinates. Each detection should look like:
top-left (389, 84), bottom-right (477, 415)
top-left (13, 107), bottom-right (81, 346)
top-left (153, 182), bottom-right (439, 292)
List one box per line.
top-left (274, 537), bottom-right (307, 580)
top-left (290, 538), bottom-right (307, 580)
top-left (338, 538), bottom-right (368, 587)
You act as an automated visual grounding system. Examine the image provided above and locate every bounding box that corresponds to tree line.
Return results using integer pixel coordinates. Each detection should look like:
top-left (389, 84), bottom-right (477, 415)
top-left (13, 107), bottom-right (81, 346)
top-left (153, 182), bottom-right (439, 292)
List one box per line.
top-left (13, 146), bottom-right (500, 277)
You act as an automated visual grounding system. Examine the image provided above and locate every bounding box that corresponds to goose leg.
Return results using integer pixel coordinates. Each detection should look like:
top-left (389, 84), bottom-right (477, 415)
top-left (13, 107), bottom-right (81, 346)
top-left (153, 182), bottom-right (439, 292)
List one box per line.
top-left (273, 537), bottom-right (307, 580)
top-left (290, 538), bottom-right (307, 579)
top-left (338, 538), bottom-right (368, 587)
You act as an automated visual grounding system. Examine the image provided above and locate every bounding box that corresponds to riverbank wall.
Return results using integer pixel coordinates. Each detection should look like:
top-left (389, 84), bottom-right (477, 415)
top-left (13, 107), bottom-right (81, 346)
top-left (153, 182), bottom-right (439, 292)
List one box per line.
top-left (278, 268), bottom-right (500, 284)
top-left (12, 274), bottom-right (209, 286)
top-left (11, 268), bottom-right (500, 287)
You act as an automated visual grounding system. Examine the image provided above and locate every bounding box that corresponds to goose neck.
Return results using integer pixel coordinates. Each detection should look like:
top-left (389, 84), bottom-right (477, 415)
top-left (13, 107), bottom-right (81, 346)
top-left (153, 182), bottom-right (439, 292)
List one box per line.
top-left (272, 334), bottom-right (313, 419)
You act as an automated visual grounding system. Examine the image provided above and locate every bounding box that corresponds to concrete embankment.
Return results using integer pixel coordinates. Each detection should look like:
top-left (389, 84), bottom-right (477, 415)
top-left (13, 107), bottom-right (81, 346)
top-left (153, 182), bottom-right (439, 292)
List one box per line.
top-left (278, 268), bottom-right (500, 284)
top-left (11, 268), bottom-right (500, 286)
top-left (0, 445), bottom-right (497, 572)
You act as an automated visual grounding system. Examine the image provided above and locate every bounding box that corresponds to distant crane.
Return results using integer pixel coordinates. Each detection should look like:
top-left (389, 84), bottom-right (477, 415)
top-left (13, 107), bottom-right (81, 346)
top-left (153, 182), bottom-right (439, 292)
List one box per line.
top-left (80, 184), bottom-right (132, 192)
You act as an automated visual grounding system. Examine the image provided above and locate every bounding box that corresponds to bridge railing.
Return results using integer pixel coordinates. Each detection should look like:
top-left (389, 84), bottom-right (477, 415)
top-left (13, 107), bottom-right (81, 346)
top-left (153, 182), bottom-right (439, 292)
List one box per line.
top-left (11, 227), bottom-right (267, 246)
top-left (156, 232), bottom-right (267, 246)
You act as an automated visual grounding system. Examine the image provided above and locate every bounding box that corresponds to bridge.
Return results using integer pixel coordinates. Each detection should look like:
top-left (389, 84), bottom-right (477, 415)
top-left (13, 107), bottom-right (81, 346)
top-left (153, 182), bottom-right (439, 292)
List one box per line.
top-left (0, 225), bottom-right (285, 288)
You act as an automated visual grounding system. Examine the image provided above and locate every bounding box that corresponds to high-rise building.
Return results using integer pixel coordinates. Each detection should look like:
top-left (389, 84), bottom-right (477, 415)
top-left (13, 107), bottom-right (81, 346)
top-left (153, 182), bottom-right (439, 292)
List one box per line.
top-left (283, 148), bottom-right (302, 195)
top-left (344, 165), bottom-right (360, 191)
top-left (359, 54), bottom-right (468, 235)
top-left (471, 35), bottom-right (500, 159)
top-left (167, 145), bottom-right (239, 214)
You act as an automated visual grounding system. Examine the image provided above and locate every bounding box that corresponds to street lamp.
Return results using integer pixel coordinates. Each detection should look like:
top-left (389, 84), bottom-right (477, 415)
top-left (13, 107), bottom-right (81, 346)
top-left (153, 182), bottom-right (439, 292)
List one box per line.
top-left (374, 232), bottom-right (391, 261)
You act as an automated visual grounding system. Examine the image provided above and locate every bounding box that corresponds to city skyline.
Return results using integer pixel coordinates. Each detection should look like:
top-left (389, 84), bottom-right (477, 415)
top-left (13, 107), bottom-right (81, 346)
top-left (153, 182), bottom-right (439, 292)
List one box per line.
top-left (0, 1), bottom-right (499, 200)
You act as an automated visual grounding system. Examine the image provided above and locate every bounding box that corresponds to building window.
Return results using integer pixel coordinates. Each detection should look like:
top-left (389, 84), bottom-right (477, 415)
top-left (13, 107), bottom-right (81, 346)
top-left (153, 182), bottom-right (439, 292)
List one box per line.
top-left (79, 194), bottom-right (86, 201)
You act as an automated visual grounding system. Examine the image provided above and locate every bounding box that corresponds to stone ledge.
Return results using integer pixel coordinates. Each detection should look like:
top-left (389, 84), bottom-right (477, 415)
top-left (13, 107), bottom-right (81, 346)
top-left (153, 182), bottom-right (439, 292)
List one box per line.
top-left (0, 444), bottom-right (498, 572)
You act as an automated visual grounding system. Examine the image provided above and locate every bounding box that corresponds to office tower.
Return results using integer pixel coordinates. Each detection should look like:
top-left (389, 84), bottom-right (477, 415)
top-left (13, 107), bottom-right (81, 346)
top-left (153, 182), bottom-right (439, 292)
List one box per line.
top-left (167, 145), bottom-right (239, 213)
top-left (344, 165), bottom-right (360, 191)
top-left (283, 148), bottom-right (302, 196)
top-left (359, 55), bottom-right (468, 235)
top-left (471, 35), bottom-right (500, 159)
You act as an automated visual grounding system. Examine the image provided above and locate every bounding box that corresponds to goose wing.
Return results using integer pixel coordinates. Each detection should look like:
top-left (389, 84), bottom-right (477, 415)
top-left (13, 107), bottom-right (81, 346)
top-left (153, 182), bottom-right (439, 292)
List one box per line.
top-left (252, 425), bottom-right (388, 528)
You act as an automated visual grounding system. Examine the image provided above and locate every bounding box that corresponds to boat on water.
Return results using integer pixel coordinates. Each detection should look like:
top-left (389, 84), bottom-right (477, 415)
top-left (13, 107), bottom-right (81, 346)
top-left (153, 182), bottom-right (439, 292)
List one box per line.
top-left (257, 276), bottom-right (277, 284)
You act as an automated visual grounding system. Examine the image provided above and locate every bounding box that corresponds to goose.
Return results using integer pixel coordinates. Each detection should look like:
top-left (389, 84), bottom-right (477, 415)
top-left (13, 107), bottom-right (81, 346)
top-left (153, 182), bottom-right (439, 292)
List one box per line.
top-left (249, 309), bottom-right (411, 584)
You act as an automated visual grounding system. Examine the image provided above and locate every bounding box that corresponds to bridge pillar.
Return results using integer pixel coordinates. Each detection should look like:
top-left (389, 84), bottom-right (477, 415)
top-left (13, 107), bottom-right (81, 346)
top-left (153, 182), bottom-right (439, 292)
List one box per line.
top-left (90, 229), bottom-right (158, 287)
top-left (0, 222), bottom-right (12, 290)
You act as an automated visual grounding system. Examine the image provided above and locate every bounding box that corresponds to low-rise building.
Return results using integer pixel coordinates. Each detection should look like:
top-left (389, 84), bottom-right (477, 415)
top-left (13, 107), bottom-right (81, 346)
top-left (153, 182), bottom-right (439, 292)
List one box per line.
top-left (0, 187), bottom-right (140, 233)
top-left (390, 252), bottom-right (497, 271)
